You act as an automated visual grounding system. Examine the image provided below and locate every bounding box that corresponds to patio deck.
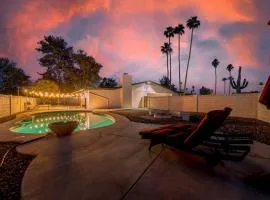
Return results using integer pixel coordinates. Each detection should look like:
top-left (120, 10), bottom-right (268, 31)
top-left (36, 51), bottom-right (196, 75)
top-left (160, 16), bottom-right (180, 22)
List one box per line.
top-left (4, 113), bottom-right (270, 199)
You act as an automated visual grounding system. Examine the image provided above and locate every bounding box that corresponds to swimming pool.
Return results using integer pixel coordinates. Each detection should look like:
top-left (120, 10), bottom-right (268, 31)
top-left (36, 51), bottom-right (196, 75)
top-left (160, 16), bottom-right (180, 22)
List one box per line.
top-left (10, 111), bottom-right (115, 134)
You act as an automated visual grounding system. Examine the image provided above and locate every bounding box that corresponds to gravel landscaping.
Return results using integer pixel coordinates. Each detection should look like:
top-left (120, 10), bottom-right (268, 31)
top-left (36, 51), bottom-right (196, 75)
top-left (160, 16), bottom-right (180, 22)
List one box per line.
top-left (0, 142), bottom-right (35, 200)
top-left (113, 109), bottom-right (270, 145)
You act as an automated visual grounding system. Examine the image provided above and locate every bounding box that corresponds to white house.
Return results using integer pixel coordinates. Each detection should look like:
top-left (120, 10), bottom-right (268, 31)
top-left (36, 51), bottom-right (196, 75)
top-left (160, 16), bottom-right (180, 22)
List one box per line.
top-left (81, 73), bottom-right (177, 110)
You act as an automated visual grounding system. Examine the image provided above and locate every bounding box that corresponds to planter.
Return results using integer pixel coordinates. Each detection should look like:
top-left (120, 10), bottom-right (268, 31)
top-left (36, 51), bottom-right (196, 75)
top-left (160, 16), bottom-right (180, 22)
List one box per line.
top-left (48, 121), bottom-right (79, 137)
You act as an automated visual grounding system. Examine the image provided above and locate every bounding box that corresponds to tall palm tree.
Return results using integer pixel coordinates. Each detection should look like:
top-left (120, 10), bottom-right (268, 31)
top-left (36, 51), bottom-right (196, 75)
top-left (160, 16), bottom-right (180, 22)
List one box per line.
top-left (212, 58), bottom-right (220, 95)
top-left (222, 77), bottom-right (227, 95)
top-left (161, 42), bottom-right (171, 78)
top-left (164, 26), bottom-right (174, 83)
top-left (226, 64), bottom-right (234, 95)
top-left (183, 16), bottom-right (200, 93)
top-left (174, 24), bottom-right (185, 92)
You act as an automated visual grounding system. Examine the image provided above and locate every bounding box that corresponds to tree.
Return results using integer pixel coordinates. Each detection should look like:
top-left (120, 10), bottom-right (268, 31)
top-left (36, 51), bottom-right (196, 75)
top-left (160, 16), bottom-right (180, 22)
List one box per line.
top-left (36, 36), bottom-right (102, 91)
top-left (191, 85), bottom-right (195, 94)
top-left (36, 35), bottom-right (74, 85)
top-left (0, 58), bottom-right (30, 94)
top-left (226, 64), bottom-right (234, 95)
top-left (164, 26), bottom-right (174, 83)
top-left (99, 77), bottom-right (118, 88)
top-left (159, 76), bottom-right (177, 92)
top-left (211, 58), bottom-right (220, 95)
top-left (199, 86), bottom-right (213, 95)
top-left (183, 16), bottom-right (200, 93)
top-left (28, 79), bottom-right (60, 94)
top-left (161, 42), bottom-right (172, 78)
top-left (222, 77), bottom-right (227, 95)
top-left (159, 75), bottom-right (170, 88)
top-left (174, 24), bottom-right (185, 92)
top-left (66, 50), bottom-right (102, 90)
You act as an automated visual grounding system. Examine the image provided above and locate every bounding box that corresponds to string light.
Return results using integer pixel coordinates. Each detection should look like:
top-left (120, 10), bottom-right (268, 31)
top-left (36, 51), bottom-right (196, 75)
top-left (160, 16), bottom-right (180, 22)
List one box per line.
top-left (21, 90), bottom-right (79, 98)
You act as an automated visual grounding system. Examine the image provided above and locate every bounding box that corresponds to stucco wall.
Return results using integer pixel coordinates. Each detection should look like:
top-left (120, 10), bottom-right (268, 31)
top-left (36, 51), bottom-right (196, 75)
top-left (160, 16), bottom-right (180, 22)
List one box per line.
top-left (88, 89), bottom-right (121, 109)
top-left (120, 74), bottom-right (132, 108)
top-left (0, 95), bottom-right (37, 118)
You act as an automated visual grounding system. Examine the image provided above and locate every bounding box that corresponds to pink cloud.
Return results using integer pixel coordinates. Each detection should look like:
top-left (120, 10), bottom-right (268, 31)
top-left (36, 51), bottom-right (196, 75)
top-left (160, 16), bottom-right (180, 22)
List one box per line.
top-left (1, 0), bottom-right (268, 92)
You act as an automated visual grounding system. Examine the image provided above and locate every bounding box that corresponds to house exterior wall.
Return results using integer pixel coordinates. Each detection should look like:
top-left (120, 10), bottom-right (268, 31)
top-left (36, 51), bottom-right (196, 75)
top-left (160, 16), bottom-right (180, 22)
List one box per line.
top-left (132, 82), bottom-right (176, 108)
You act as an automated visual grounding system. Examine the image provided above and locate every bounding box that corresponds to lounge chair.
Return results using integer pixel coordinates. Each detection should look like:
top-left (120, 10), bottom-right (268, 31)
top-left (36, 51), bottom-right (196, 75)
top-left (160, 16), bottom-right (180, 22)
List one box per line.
top-left (139, 107), bottom-right (253, 166)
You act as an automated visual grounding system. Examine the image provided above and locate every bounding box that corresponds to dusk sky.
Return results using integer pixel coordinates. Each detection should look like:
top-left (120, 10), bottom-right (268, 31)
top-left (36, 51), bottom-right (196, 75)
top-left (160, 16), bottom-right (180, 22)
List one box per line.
top-left (0, 0), bottom-right (269, 93)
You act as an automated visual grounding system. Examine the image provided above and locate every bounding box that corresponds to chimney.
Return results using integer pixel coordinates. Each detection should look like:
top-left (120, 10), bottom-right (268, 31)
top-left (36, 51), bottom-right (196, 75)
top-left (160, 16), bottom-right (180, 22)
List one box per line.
top-left (120, 73), bottom-right (132, 108)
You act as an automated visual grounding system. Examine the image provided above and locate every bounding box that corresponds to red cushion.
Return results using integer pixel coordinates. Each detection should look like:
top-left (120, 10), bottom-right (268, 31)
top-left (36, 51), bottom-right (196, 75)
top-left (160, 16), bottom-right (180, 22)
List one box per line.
top-left (259, 76), bottom-right (270, 109)
top-left (172, 124), bottom-right (193, 129)
top-left (167, 132), bottom-right (187, 138)
top-left (139, 124), bottom-right (192, 135)
top-left (184, 107), bottom-right (232, 147)
top-left (139, 125), bottom-right (172, 135)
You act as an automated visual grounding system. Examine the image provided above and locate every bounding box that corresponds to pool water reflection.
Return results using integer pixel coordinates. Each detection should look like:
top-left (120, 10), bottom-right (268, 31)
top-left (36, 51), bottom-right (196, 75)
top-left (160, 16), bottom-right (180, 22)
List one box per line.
top-left (10, 111), bottom-right (114, 134)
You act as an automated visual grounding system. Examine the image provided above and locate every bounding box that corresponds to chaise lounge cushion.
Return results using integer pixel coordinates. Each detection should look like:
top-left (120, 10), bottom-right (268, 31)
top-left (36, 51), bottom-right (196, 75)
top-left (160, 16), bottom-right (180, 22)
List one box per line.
top-left (140, 124), bottom-right (193, 139)
top-left (183, 107), bottom-right (232, 147)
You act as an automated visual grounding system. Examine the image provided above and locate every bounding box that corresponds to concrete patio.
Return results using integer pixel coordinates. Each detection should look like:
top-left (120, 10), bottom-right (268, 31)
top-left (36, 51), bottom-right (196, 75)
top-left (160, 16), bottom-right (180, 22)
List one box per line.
top-left (2, 113), bottom-right (269, 200)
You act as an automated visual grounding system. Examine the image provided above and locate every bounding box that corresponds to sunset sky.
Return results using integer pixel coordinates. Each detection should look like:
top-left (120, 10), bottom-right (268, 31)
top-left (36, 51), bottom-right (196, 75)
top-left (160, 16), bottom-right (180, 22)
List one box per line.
top-left (0, 0), bottom-right (269, 93)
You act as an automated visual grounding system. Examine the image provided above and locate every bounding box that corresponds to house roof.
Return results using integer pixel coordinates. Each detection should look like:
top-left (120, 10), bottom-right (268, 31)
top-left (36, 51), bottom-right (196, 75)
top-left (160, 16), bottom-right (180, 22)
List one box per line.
top-left (73, 80), bottom-right (177, 93)
top-left (132, 81), bottom-right (178, 94)
top-left (132, 80), bottom-right (159, 86)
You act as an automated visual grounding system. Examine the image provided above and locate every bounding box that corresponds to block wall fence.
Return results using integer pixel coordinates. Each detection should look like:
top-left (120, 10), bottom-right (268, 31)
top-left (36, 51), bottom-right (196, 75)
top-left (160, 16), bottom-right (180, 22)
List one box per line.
top-left (0, 93), bottom-right (269, 124)
top-left (148, 93), bottom-right (270, 123)
top-left (0, 95), bottom-right (37, 118)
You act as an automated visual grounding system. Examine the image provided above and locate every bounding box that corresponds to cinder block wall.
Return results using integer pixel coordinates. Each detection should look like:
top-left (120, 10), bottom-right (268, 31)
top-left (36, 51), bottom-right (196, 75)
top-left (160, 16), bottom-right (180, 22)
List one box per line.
top-left (198, 94), bottom-right (258, 118)
top-left (0, 95), bottom-right (37, 118)
top-left (148, 94), bottom-right (270, 123)
top-left (257, 102), bottom-right (270, 123)
top-left (0, 95), bottom-right (11, 118)
top-left (170, 96), bottom-right (198, 112)
top-left (148, 96), bottom-right (169, 110)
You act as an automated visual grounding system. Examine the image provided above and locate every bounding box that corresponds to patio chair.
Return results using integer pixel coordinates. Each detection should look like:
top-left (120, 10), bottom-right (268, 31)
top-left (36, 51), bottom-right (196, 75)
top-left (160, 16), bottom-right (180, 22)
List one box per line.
top-left (139, 107), bottom-right (253, 166)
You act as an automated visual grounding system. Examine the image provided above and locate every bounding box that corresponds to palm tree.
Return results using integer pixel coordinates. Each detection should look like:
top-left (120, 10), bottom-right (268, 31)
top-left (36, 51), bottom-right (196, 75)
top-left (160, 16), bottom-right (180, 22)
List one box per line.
top-left (183, 16), bottom-right (200, 93)
top-left (212, 58), bottom-right (220, 95)
top-left (222, 77), bottom-right (227, 95)
top-left (161, 43), bottom-right (172, 78)
top-left (164, 26), bottom-right (175, 83)
top-left (174, 24), bottom-right (185, 92)
top-left (226, 64), bottom-right (234, 95)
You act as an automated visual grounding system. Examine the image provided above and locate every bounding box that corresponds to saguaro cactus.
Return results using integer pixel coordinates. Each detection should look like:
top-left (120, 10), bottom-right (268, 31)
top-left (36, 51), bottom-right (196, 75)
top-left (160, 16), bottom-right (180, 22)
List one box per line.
top-left (230, 66), bottom-right (248, 93)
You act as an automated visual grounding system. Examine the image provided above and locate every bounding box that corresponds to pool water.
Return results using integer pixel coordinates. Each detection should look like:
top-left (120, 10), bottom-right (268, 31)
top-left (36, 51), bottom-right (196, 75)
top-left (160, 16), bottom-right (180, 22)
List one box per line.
top-left (10, 111), bottom-right (115, 134)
